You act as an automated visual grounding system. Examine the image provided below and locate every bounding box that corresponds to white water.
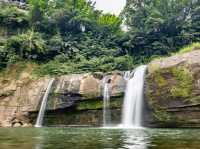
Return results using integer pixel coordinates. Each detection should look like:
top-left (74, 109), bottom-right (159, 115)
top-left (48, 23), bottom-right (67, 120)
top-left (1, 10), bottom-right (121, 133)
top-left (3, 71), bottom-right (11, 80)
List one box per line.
top-left (123, 70), bottom-right (135, 81)
top-left (123, 71), bottom-right (131, 81)
top-left (102, 77), bottom-right (111, 127)
top-left (35, 79), bottom-right (55, 128)
top-left (121, 65), bottom-right (147, 128)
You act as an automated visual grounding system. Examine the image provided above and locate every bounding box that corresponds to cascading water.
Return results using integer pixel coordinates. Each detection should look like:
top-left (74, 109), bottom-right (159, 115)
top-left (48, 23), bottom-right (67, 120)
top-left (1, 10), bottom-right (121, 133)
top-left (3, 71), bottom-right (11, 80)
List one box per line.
top-left (121, 65), bottom-right (147, 128)
top-left (35, 78), bottom-right (55, 128)
top-left (102, 77), bottom-right (111, 127)
top-left (123, 70), bottom-right (134, 81)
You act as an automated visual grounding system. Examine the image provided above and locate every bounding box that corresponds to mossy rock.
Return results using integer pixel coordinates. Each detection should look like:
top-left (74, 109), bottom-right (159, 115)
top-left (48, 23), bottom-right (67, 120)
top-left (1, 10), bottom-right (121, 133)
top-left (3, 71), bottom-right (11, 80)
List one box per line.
top-left (146, 66), bottom-right (194, 124)
top-left (147, 66), bottom-right (193, 103)
top-left (0, 90), bottom-right (14, 98)
top-left (169, 67), bottom-right (193, 98)
top-left (76, 99), bottom-right (123, 111)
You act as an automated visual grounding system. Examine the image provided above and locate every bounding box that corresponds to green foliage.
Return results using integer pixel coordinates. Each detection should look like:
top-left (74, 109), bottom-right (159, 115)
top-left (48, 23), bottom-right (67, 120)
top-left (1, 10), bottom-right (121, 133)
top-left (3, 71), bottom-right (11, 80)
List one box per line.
top-left (76, 99), bottom-right (122, 111)
top-left (177, 42), bottom-right (200, 54)
top-left (0, 5), bottom-right (29, 29)
top-left (0, 0), bottom-right (200, 75)
top-left (147, 66), bottom-right (193, 123)
top-left (121, 0), bottom-right (200, 62)
top-left (0, 46), bottom-right (7, 69)
top-left (154, 71), bottom-right (167, 88)
top-left (149, 66), bottom-right (193, 100)
top-left (34, 55), bottom-right (134, 76)
top-left (5, 30), bottom-right (47, 60)
top-left (170, 67), bottom-right (193, 98)
top-left (17, 0), bottom-right (131, 75)
top-left (153, 109), bottom-right (173, 123)
top-left (98, 14), bottom-right (122, 33)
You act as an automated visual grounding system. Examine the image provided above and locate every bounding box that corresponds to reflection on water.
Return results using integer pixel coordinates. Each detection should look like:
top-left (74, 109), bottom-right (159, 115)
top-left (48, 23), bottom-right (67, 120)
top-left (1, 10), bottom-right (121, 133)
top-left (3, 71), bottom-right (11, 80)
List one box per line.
top-left (122, 129), bottom-right (149, 149)
top-left (0, 128), bottom-right (200, 149)
top-left (34, 136), bottom-right (44, 149)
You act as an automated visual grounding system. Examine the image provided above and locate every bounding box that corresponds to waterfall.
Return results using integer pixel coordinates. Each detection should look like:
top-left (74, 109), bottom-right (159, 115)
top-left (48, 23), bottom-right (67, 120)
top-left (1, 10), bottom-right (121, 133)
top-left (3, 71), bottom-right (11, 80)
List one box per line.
top-left (123, 70), bottom-right (135, 81)
top-left (121, 65), bottom-right (147, 128)
top-left (102, 77), bottom-right (111, 127)
top-left (35, 78), bottom-right (55, 128)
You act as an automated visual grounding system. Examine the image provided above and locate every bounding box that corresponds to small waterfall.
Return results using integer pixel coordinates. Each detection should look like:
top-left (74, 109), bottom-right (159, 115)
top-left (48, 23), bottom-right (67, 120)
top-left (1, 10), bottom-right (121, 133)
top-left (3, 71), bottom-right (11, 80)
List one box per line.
top-left (123, 71), bottom-right (131, 81)
top-left (102, 77), bottom-right (111, 127)
top-left (35, 78), bottom-right (55, 128)
top-left (123, 70), bottom-right (135, 81)
top-left (121, 65), bottom-right (147, 128)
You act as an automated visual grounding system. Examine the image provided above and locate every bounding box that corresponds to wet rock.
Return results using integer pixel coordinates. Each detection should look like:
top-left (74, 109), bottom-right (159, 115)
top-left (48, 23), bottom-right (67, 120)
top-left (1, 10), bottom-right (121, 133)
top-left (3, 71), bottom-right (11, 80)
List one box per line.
top-left (13, 122), bottom-right (22, 127)
top-left (22, 123), bottom-right (32, 127)
top-left (0, 71), bottom-right (126, 127)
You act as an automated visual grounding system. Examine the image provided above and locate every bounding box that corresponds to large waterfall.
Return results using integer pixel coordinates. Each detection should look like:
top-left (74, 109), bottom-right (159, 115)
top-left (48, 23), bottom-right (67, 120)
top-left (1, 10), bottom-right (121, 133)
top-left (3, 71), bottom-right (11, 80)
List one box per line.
top-left (102, 77), bottom-right (111, 127)
top-left (35, 79), bottom-right (55, 128)
top-left (121, 65), bottom-right (147, 128)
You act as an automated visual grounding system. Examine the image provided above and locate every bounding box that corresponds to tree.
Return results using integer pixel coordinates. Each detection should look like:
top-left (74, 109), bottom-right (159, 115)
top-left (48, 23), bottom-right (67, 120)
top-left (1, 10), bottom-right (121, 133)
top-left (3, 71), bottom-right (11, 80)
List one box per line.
top-left (120, 0), bottom-right (200, 63)
top-left (6, 30), bottom-right (47, 60)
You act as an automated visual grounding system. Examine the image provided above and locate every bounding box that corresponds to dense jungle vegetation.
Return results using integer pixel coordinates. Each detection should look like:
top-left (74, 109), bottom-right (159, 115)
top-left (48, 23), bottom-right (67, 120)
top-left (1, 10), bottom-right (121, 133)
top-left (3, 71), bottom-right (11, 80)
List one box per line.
top-left (0, 0), bottom-right (199, 76)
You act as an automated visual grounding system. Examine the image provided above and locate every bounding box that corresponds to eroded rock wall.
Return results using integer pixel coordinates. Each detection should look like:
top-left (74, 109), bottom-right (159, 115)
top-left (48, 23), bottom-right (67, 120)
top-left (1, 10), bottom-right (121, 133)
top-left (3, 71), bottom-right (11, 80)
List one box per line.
top-left (146, 50), bottom-right (200, 127)
top-left (0, 71), bottom-right (125, 127)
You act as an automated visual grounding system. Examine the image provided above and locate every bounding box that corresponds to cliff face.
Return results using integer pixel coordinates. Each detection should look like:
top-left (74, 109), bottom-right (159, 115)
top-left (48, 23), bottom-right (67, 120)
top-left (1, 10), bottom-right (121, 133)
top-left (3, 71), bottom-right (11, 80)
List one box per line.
top-left (0, 66), bottom-right (125, 127)
top-left (2, 49), bottom-right (200, 128)
top-left (146, 49), bottom-right (200, 127)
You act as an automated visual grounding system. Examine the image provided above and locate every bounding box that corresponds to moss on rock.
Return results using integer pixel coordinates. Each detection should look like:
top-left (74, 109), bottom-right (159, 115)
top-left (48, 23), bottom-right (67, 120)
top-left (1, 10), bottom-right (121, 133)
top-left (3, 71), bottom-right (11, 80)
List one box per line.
top-left (76, 99), bottom-right (122, 111)
top-left (147, 65), bottom-right (194, 124)
top-left (148, 66), bottom-right (193, 100)
top-left (0, 90), bottom-right (14, 97)
top-left (170, 67), bottom-right (193, 98)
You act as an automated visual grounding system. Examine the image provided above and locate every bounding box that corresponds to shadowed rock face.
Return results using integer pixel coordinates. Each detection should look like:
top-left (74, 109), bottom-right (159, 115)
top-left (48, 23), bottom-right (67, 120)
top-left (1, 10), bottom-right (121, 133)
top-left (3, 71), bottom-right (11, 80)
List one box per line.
top-left (0, 71), bottom-right (126, 127)
top-left (146, 49), bottom-right (200, 128)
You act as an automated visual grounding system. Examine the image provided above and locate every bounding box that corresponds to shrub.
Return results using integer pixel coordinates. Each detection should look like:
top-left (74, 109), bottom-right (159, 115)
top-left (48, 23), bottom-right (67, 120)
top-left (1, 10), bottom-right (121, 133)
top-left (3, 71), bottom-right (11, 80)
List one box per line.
top-left (0, 5), bottom-right (29, 29)
top-left (177, 42), bottom-right (200, 54)
top-left (5, 30), bottom-right (47, 60)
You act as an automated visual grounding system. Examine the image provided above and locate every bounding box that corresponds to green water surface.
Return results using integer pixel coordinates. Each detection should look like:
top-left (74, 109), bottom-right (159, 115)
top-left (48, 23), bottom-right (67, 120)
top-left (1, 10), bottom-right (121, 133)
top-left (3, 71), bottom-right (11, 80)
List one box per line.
top-left (0, 127), bottom-right (199, 149)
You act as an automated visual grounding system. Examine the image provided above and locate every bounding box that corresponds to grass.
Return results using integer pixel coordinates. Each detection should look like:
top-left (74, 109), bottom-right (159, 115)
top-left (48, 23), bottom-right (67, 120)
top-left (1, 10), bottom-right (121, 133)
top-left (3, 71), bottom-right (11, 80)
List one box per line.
top-left (176, 42), bottom-right (200, 54)
top-left (0, 61), bottom-right (39, 84)
top-left (148, 42), bottom-right (200, 73)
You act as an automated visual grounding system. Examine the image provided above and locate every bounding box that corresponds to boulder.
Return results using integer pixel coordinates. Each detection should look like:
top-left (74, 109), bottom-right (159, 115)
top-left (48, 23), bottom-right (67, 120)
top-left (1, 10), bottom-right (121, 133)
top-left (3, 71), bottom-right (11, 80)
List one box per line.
top-left (79, 74), bottom-right (100, 98)
top-left (22, 123), bottom-right (32, 127)
top-left (13, 122), bottom-right (21, 127)
top-left (146, 49), bottom-right (200, 127)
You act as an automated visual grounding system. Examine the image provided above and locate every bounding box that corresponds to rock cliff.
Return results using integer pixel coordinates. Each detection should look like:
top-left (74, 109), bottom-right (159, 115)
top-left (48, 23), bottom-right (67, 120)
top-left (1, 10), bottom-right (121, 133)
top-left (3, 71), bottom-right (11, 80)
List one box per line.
top-left (0, 67), bottom-right (125, 127)
top-left (146, 49), bottom-right (200, 127)
top-left (2, 49), bottom-right (200, 128)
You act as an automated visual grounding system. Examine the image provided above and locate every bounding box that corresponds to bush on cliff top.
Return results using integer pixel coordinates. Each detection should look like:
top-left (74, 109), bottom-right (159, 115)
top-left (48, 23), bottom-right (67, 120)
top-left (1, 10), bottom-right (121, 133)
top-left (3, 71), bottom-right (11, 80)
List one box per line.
top-left (177, 43), bottom-right (200, 54)
top-left (34, 55), bottom-right (134, 76)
